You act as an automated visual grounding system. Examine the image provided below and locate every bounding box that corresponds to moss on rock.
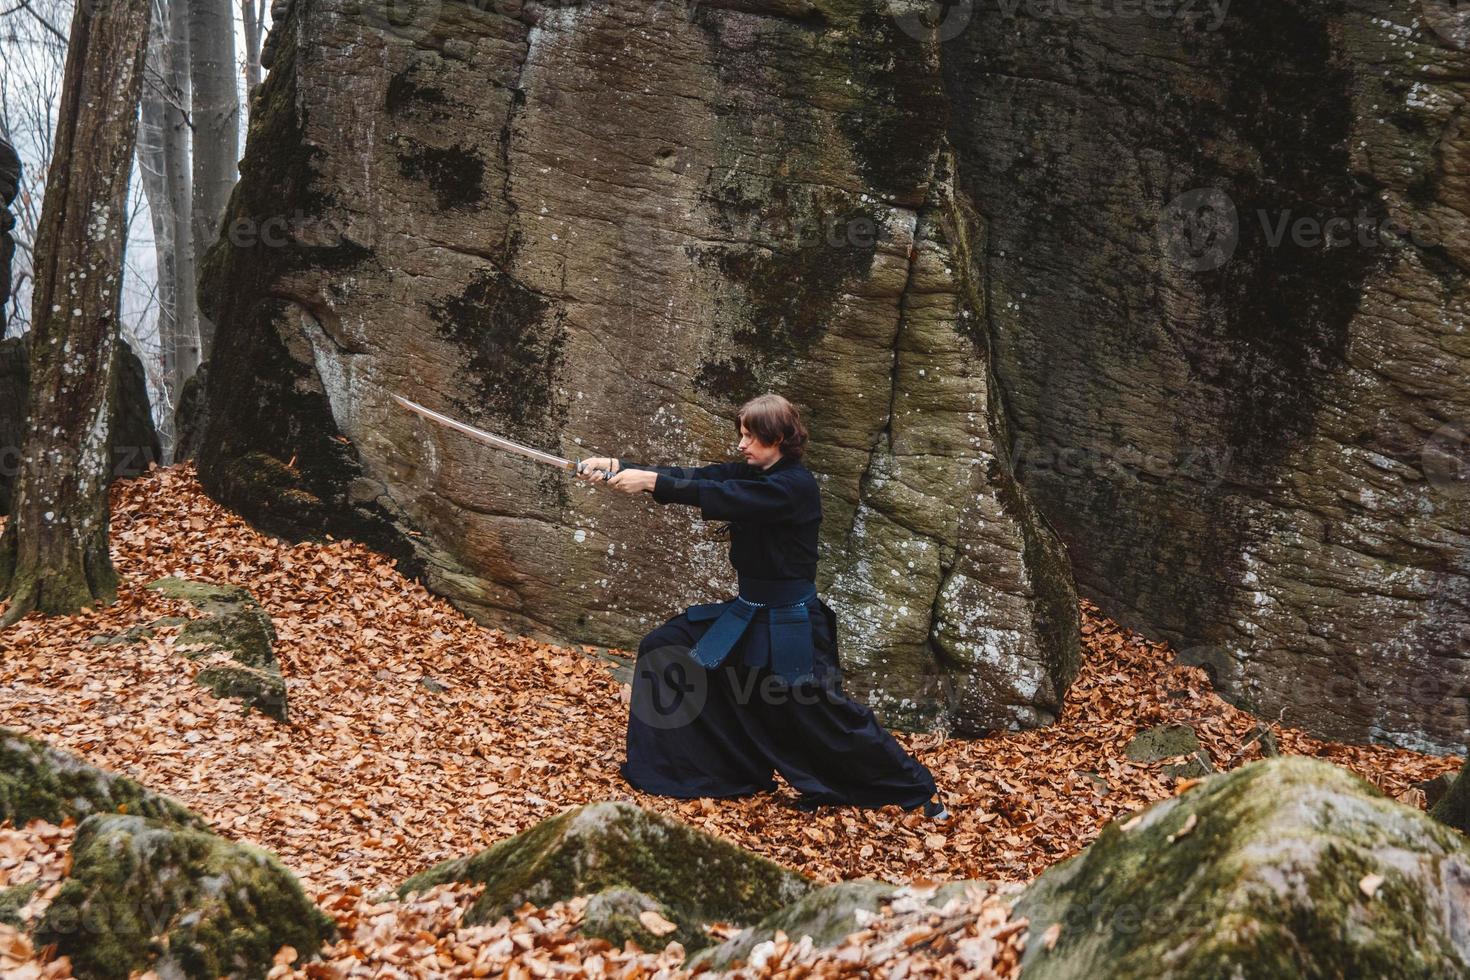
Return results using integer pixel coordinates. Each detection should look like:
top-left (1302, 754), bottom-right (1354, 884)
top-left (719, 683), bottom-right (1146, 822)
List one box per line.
top-left (1013, 756), bottom-right (1470, 979)
top-left (579, 886), bottom-right (697, 952)
top-left (146, 578), bottom-right (278, 669)
top-left (0, 728), bottom-right (208, 830)
top-left (35, 813), bottom-right (334, 980)
top-left (0, 880), bottom-right (40, 927)
top-left (1124, 724), bottom-right (1214, 780)
top-left (397, 802), bottom-right (811, 950)
top-left (194, 665), bottom-right (289, 722)
top-left (1430, 758), bottom-right (1468, 836)
top-left (690, 877), bottom-right (896, 970)
top-left (689, 876), bottom-right (994, 970)
top-left (144, 578), bottom-right (287, 720)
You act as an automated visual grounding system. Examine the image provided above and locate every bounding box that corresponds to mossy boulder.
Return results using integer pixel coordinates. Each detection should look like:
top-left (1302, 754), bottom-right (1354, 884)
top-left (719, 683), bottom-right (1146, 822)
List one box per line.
top-left (580, 886), bottom-right (695, 951)
top-left (1013, 756), bottom-right (1470, 979)
top-left (144, 578), bottom-right (287, 720)
top-left (35, 813), bottom-right (333, 980)
top-left (397, 801), bottom-right (811, 951)
top-left (0, 880), bottom-right (40, 928)
top-left (195, 664), bottom-right (289, 721)
top-left (89, 616), bottom-right (193, 647)
top-left (1430, 758), bottom-right (1468, 836)
top-left (1123, 723), bottom-right (1214, 780)
top-left (0, 728), bottom-right (208, 829)
top-left (145, 578), bottom-right (277, 669)
top-left (688, 877), bottom-right (989, 970)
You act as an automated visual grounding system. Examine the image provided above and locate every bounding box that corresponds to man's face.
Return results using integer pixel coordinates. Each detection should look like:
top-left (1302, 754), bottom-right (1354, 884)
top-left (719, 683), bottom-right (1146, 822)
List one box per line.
top-left (739, 421), bottom-right (782, 468)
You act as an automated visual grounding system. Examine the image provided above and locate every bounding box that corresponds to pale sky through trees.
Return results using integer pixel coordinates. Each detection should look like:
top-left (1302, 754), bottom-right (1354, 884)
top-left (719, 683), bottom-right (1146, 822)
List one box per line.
top-left (0, 0), bottom-right (269, 427)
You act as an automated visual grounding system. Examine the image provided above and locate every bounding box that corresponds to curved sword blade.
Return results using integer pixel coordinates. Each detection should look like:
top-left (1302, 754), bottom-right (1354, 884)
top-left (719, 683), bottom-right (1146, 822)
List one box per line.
top-left (392, 393), bottom-right (577, 472)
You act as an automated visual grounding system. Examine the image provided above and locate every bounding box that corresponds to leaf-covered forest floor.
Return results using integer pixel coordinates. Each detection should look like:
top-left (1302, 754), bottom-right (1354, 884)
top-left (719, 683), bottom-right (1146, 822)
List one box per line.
top-left (1, 464), bottom-right (1462, 977)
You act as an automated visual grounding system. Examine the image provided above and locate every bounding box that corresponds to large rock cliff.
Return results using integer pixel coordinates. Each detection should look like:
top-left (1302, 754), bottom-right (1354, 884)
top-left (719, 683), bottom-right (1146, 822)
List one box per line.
top-left (197, 0), bottom-right (1467, 748)
top-left (196, 0), bottom-right (1079, 733)
top-left (941, 0), bottom-right (1470, 753)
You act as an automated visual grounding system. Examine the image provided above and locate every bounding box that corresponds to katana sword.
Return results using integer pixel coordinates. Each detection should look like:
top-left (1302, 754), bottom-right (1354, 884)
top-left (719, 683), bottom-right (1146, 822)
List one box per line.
top-left (391, 393), bottom-right (613, 481)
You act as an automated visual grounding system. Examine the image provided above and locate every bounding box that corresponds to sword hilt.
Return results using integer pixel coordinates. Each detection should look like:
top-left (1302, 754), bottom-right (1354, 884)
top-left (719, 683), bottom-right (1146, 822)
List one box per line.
top-left (574, 458), bottom-right (616, 482)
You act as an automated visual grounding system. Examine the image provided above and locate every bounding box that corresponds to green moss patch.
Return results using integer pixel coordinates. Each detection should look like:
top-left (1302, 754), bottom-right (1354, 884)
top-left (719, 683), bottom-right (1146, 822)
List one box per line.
top-left (144, 578), bottom-right (288, 721)
top-left (397, 801), bottom-right (811, 951)
top-left (0, 729), bottom-right (208, 830)
top-left (0, 880), bottom-right (41, 928)
top-left (579, 886), bottom-right (699, 952)
top-left (35, 814), bottom-right (333, 980)
top-left (1430, 758), bottom-right (1468, 835)
top-left (1013, 757), bottom-right (1470, 979)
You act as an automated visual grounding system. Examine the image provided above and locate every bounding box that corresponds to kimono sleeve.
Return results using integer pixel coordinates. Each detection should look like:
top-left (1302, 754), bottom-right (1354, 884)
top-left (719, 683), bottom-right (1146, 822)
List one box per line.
top-left (651, 468), bottom-right (804, 523)
top-left (617, 459), bottom-right (747, 481)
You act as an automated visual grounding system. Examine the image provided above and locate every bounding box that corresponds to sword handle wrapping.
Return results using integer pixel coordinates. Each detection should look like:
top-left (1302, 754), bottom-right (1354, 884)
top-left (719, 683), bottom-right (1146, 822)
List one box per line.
top-left (574, 458), bottom-right (615, 482)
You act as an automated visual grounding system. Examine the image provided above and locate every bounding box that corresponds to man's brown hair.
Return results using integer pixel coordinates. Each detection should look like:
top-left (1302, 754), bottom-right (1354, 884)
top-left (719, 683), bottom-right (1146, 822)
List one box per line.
top-left (737, 393), bottom-right (809, 460)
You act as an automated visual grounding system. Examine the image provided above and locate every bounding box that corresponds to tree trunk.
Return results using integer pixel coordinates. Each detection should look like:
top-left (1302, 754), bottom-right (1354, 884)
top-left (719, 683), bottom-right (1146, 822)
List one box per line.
top-left (0, 138), bottom-right (19, 335)
top-left (0, 0), bottom-right (154, 626)
top-left (138, 5), bottom-right (178, 457)
top-left (1431, 757), bottom-right (1469, 836)
top-left (242, 0), bottom-right (264, 97)
top-left (166, 0), bottom-right (199, 385)
top-left (187, 0), bottom-right (237, 364)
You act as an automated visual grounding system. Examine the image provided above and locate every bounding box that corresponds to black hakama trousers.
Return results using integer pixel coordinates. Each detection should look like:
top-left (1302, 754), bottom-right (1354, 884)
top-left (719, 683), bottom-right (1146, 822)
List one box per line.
top-left (620, 597), bottom-right (939, 809)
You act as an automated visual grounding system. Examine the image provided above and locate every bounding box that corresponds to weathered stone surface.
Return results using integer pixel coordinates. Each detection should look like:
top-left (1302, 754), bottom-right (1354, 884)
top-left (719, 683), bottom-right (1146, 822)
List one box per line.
top-left (194, 0), bottom-right (1080, 733)
top-left (172, 361), bottom-right (210, 462)
top-left (579, 886), bottom-right (693, 952)
top-left (35, 813), bottom-right (333, 980)
top-left (688, 877), bottom-right (989, 970)
top-left (1013, 757), bottom-right (1470, 979)
top-left (88, 615), bottom-right (193, 647)
top-left (941, 1), bottom-right (1470, 753)
top-left (397, 801), bottom-right (810, 948)
top-left (145, 578), bottom-right (288, 720)
top-left (0, 728), bottom-right (208, 830)
top-left (0, 335), bottom-right (161, 514)
top-left (196, 0), bottom-right (1470, 748)
top-left (1123, 724), bottom-right (1214, 780)
top-left (1431, 757), bottom-right (1469, 835)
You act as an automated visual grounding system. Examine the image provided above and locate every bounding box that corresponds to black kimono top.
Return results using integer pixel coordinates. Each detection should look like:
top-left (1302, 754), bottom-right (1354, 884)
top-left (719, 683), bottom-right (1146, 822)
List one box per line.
top-left (616, 454), bottom-right (821, 583)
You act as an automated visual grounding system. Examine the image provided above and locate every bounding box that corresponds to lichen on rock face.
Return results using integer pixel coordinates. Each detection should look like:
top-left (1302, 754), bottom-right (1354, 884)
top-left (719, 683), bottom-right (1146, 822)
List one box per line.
top-left (396, 801), bottom-right (811, 951)
top-left (34, 814), bottom-right (333, 980)
top-left (1013, 756), bottom-right (1470, 979)
top-left (0, 728), bottom-right (208, 830)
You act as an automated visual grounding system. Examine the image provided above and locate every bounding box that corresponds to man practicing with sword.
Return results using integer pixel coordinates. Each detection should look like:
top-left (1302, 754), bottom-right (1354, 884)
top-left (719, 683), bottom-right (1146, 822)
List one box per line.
top-left (391, 391), bottom-right (948, 819)
top-left (577, 394), bottom-right (949, 820)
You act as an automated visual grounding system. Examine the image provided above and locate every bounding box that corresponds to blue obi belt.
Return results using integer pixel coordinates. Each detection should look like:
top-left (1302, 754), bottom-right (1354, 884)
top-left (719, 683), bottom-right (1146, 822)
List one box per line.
top-left (684, 575), bottom-right (819, 686)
